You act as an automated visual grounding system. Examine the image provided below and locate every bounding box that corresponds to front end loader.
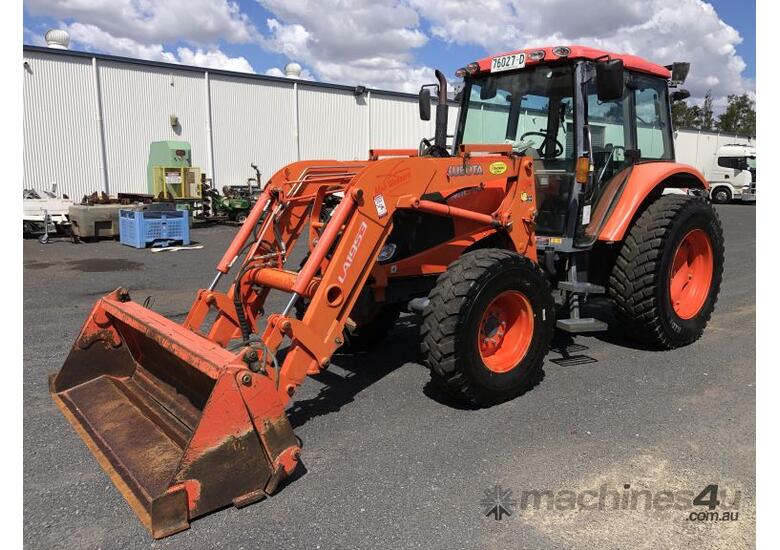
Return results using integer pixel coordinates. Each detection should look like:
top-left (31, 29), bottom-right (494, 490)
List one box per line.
top-left (50, 46), bottom-right (724, 537)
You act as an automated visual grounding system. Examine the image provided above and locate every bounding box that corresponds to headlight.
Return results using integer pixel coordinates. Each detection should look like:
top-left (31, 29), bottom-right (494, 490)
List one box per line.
top-left (552, 46), bottom-right (571, 57)
top-left (377, 243), bottom-right (397, 262)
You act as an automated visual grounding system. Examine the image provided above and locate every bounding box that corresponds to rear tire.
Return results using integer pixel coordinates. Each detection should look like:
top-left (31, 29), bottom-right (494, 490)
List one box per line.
top-left (608, 194), bottom-right (724, 349)
top-left (421, 249), bottom-right (555, 407)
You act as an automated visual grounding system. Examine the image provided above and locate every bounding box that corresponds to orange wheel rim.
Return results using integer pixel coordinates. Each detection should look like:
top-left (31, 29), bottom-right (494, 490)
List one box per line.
top-left (669, 229), bottom-right (714, 319)
top-left (477, 290), bottom-right (534, 373)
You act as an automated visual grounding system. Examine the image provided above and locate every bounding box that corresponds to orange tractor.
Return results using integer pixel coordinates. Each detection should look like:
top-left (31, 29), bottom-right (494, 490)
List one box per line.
top-left (50, 45), bottom-right (723, 537)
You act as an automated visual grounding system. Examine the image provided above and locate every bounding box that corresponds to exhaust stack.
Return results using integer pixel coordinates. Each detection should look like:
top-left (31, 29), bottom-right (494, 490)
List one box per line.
top-left (433, 69), bottom-right (449, 150)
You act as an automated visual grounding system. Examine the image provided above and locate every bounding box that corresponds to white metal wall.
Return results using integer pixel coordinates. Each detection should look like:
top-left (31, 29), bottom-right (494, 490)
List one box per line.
top-left (23, 51), bottom-right (102, 199)
top-left (298, 86), bottom-right (367, 161)
top-left (210, 74), bottom-right (297, 187)
top-left (98, 60), bottom-right (209, 194)
top-left (370, 95), bottom-right (433, 148)
top-left (22, 48), bottom-right (756, 200)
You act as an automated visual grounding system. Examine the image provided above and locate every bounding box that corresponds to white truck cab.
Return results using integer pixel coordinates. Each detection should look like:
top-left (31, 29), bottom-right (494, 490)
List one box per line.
top-left (706, 144), bottom-right (756, 204)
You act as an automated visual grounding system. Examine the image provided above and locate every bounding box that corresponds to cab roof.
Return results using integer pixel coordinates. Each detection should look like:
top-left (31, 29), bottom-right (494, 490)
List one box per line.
top-left (475, 45), bottom-right (671, 79)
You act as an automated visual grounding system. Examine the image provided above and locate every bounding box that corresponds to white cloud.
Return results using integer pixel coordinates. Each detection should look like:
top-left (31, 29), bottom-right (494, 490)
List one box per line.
top-left (263, 19), bottom-right (311, 59)
top-left (257, 0), bottom-right (434, 92)
top-left (176, 47), bottom-right (253, 73)
top-left (65, 22), bottom-right (176, 63)
top-left (64, 22), bottom-right (254, 72)
top-left (409, 0), bottom-right (753, 106)
top-left (25, 0), bottom-right (256, 45)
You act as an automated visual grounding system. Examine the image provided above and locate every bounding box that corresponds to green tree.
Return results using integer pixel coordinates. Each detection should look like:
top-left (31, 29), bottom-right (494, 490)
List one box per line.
top-left (717, 93), bottom-right (756, 136)
top-left (671, 100), bottom-right (701, 129)
top-left (700, 91), bottom-right (715, 130)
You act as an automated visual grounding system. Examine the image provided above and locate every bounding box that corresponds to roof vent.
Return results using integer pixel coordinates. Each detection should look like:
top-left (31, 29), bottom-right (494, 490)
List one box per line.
top-left (44, 29), bottom-right (70, 50)
top-left (284, 62), bottom-right (302, 78)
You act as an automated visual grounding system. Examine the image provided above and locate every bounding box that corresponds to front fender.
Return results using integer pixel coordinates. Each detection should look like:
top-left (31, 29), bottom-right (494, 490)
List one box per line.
top-left (591, 162), bottom-right (707, 243)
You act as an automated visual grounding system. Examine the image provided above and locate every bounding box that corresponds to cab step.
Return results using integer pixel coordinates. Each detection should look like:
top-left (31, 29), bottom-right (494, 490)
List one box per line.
top-left (556, 317), bottom-right (608, 333)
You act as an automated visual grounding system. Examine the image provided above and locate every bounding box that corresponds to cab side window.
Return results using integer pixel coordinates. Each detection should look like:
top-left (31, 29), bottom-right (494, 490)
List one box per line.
top-left (633, 75), bottom-right (673, 160)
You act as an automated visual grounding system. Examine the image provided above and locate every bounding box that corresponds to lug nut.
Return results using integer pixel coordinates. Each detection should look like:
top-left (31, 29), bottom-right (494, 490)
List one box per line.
top-left (241, 373), bottom-right (252, 386)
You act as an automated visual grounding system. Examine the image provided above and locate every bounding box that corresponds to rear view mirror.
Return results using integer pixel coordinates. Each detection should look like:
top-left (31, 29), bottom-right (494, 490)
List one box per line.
top-left (419, 88), bottom-right (431, 121)
top-left (596, 59), bottom-right (624, 101)
top-left (670, 89), bottom-right (691, 102)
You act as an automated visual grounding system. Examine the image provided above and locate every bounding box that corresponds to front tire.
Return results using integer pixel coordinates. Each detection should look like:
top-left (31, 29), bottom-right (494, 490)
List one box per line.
top-left (609, 194), bottom-right (724, 349)
top-left (420, 249), bottom-right (555, 407)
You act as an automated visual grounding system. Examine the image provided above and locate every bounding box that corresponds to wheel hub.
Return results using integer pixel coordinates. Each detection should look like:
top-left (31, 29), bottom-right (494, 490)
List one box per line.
top-left (480, 310), bottom-right (508, 353)
top-left (477, 290), bottom-right (534, 373)
top-left (669, 228), bottom-right (714, 319)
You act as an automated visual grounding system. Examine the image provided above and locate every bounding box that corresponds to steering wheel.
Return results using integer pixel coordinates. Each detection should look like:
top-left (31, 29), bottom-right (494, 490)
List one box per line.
top-left (519, 131), bottom-right (564, 158)
top-left (419, 137), bottom-right (450, 158)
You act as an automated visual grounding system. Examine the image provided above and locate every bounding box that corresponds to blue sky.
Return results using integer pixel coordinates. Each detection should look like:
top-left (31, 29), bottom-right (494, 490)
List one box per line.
top-left (23, 0), bottom-right (755, 105)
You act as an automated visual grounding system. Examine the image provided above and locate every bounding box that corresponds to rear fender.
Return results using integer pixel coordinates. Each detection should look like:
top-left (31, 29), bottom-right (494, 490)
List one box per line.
top-left (592, 162), bottom-right (707, 243)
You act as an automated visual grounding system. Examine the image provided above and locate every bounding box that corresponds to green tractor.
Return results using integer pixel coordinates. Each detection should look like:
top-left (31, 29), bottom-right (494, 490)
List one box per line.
top-left (216, 194), bottom-right (252, 224)
top-left (209, 163), bottom-right (262, 224)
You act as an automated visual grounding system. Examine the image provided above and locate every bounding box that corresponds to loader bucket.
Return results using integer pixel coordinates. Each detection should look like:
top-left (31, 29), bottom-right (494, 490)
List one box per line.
top-left (49, 288), bottom-right (300, 538)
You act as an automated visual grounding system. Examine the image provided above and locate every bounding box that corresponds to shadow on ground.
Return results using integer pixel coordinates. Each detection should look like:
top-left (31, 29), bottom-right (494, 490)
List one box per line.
top-left (286, 315), bottom-right (423, 428)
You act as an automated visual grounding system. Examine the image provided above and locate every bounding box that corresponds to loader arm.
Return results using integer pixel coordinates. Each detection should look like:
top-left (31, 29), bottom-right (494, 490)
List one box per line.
top-left (50, 149), bottom-right (537, 538)
top-left (189, 149), bottom-right (538, 406)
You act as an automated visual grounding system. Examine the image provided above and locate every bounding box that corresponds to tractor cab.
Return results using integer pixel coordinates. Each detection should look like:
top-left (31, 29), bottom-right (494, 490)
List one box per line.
top-left (451, 46), bottom-right (683, 249)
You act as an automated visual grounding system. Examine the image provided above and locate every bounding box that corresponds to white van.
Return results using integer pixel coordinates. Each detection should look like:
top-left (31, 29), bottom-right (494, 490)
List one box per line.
top-left (705, 144), bottom-right (756, 204)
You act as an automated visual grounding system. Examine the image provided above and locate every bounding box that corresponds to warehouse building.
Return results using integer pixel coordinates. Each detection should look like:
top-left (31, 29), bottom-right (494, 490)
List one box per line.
top-left (22, 44), bottom-right (754, 200)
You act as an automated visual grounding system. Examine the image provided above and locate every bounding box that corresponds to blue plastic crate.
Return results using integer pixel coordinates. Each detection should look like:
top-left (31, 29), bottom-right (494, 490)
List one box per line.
top-left (119, 209), bottom-right (190, 249)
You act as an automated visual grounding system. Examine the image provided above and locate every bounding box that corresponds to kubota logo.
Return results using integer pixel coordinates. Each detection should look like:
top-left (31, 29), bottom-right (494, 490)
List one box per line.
top-left (338, 221), bottom-right (368, 283)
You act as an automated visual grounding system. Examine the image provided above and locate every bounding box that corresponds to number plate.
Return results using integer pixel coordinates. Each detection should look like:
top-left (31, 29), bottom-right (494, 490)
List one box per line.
top-left (490, 53), bottom-right (526, 73)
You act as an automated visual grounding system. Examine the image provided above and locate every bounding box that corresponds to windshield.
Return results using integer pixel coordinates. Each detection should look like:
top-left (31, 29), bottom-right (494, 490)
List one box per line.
top-left (457, 65), bottom-right (575, 160)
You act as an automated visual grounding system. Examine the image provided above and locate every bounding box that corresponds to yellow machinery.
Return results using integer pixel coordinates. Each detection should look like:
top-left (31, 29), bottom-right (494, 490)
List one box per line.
top-left (151, 165), bottom-right (202, 200)
top-left (147, 141), bottom-right (202, 200)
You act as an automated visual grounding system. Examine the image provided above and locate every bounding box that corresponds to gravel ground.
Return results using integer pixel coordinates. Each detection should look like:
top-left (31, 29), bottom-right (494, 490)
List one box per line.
top-left (23, 204), bottom-right (755, 549)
